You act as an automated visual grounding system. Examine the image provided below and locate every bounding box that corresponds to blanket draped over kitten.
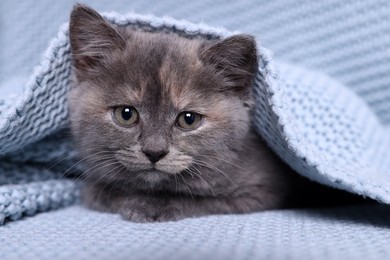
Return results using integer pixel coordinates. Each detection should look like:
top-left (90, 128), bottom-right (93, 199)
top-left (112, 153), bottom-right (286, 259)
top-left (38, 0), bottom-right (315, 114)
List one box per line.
top-left (68, 4), bottom-right (364, 222)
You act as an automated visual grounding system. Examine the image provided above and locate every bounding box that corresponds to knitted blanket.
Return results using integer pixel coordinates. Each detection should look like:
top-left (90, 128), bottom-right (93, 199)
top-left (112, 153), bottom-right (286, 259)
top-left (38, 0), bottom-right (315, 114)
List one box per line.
top-left (1, 5), bottom-right (389, 224)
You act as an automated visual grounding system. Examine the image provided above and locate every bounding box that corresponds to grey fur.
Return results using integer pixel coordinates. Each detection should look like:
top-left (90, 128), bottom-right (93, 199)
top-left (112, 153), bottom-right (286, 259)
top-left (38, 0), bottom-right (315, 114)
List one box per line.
top-left (68, 4), bottom-right (366, 222)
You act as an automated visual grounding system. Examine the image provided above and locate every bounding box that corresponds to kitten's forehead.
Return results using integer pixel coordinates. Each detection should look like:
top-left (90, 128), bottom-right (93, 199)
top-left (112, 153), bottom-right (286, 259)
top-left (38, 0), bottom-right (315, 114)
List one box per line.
top-left (158, 49), bottom-right (205, 109)
top-left (122, 32), bottom-right (212, 110)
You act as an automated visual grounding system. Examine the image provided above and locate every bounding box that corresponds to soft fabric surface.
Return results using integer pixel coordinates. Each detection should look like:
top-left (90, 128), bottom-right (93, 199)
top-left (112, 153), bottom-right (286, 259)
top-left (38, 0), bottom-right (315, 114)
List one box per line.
top-left (1, 204), bottom-right (390, 260)
top-left (1, 0), bottom-right (390, 224)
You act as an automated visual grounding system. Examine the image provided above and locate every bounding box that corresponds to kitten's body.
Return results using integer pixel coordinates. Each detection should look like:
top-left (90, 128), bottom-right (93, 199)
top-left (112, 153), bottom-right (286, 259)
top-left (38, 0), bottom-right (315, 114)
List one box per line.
top-left (68, 5), bottom-right (364, 222)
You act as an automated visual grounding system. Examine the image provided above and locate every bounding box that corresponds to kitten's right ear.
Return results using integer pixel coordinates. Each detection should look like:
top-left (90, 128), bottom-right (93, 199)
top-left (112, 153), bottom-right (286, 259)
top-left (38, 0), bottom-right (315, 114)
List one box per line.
top-left (69, 4), bottom-right (125, 76)
top-left (199, 35), bottom-right (258, 98)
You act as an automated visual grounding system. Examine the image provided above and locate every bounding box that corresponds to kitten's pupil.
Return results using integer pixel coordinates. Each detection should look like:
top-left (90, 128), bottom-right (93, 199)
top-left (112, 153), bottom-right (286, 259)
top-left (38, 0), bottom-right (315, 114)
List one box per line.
top-left (184, 112), bottom-right (195, 125)
top-left (177, 111), bottom-right (202, 130)
top-left (122, 107), bottom-right (133, 121)
top-left (113, 106), bottom-right (138, 127)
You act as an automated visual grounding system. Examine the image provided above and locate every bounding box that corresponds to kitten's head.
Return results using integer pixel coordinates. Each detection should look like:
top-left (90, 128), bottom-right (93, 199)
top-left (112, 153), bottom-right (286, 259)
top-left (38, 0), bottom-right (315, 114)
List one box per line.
top-left (68, 5), bottom-right (258, 187)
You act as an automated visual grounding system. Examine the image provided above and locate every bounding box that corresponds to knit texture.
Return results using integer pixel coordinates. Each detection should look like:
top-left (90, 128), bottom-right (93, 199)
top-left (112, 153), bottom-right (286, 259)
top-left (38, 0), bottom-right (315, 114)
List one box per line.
top-left (1, 0), bottom-right (389, 224)
top-left (1, 204), bottom-right (390, 260)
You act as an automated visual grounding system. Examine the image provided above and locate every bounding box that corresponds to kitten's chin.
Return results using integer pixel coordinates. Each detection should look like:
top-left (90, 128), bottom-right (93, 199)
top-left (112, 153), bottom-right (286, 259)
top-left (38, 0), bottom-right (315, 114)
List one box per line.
top-left (137, 164), bottom-right (191, 187)
top-left (138, 169), bottom-right (171, 187)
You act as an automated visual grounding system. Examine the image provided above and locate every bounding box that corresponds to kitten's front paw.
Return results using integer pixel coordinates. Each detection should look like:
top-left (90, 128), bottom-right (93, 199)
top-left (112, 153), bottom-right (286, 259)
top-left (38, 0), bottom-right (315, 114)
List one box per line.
top-left (119, 204), bottom-right (183, 223)
top-left (120, 209), bottom-right (155, 223)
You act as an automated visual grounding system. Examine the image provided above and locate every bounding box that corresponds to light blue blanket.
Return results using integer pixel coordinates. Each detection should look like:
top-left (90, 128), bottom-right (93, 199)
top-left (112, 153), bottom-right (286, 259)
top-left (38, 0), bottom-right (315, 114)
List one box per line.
top-left (1, 0), bottom-right (389, 224)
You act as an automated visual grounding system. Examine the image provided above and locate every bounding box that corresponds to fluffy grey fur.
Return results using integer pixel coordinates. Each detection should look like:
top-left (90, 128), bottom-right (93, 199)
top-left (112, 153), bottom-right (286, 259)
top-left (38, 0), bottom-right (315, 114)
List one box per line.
top-left (68, 4), bottom-right (365, 222)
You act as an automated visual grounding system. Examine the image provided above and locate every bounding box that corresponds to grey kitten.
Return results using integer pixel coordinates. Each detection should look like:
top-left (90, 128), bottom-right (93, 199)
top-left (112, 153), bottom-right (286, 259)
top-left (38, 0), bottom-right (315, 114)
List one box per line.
top-left (68, 5), bottom-right (363, 222)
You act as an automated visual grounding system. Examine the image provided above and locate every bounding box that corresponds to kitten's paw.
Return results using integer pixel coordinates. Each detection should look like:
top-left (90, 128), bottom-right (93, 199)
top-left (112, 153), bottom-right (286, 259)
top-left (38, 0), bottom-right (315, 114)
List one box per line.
top-left (119, 206), bottom-right (183, 223)
top-left (153, 207), bottom-right (184, 222)
top-left (120, 209), bottom-right (155, 223)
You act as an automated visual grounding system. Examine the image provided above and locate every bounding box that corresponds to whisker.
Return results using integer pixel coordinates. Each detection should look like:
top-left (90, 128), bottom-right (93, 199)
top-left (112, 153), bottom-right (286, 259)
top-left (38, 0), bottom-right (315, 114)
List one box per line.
top-left (174, 173), bottom-right (179, 193)
top-left (55, 154), bottom-right (116, 181)
top-left (64, 158), bottom-right (120, 187)
top-left (59, 151), bottom-right (112, 171)
top-left (187, 165), bottom-right (216, 197)
top-left (47, 146), bottom-right (115, 168)
top-left (177, 172), bottom-right (194, 200)
top-left (115, 152), bottom-right (138, 160)
top-left (46, 153), bottom-right (77, 171)
top-left (202, 154), bottom-right (253, 175)
top-left (192, 158), bottom-right (238, 188)
top-left (85, 160), bottom-right (122, 183)
top-left (47, 147), bottom-right (113, 173)
top-left (70, 158), bottom-right (117, 181)
top-left (98, 164), bottom-right (125, 204)
top-left (120, 166), bottom-right (131, 193)
top-left (86, 161), bottom-right (123, 204)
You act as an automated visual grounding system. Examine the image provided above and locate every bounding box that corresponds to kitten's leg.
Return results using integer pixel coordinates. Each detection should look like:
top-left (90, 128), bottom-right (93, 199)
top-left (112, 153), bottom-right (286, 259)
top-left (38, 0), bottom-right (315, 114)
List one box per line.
top-left (119, 185), bottom-right (285, 222)
top-left (82, 182), bottom-right (285, 222)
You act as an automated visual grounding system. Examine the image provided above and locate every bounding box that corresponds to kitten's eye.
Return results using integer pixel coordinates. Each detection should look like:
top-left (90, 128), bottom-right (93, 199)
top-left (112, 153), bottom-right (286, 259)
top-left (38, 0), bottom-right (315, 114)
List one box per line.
top-left (176, 112), bottom-right (203, 130)
top-left (113, 106), bottom-right (139, 127)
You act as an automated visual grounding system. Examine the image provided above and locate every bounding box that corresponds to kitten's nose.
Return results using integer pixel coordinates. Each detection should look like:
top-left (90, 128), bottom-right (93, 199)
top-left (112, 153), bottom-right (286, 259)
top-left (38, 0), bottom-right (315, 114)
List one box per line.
top-left (142, 149), bottom-right (169, 164)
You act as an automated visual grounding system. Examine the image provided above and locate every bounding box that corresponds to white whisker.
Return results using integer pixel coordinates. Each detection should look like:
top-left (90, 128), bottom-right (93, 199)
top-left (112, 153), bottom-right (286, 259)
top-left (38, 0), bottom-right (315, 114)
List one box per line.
top-left (192, 158), bottom-right (237, 188)
top-left (187, 165), bottom-right (216, 197)
top-left (177, 172), bottom-right (194, 199)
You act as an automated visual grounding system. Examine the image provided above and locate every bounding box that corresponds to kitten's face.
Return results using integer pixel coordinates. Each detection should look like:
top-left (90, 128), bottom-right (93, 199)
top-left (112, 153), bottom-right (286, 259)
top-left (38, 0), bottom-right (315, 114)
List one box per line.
top-left (69, 6), bottom-right (257, 187)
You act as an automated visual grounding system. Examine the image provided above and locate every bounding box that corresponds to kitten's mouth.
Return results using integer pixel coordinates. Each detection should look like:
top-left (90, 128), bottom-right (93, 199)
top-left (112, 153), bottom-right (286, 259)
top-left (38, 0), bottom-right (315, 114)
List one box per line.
top-left (129, 162), bottom-right (187, 175)
top-left (117, 158), bottom-right (190, 180)
top-left (145, 165), bottom-right (177, 176)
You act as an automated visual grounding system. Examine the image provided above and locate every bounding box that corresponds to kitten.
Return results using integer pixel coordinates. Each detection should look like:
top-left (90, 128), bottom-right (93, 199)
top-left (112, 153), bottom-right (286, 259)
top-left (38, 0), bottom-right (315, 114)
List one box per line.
top-left (68, 5), bottom-right (364, 222)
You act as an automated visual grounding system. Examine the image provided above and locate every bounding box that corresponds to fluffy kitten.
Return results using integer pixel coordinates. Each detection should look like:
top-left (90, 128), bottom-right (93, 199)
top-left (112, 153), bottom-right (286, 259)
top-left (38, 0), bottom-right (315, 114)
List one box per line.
top-left (68, 5), bottom-right (362, 222)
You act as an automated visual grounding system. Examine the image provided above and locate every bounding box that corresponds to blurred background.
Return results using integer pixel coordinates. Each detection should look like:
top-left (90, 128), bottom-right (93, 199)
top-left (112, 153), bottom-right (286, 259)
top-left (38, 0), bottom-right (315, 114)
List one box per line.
top-left (1, 0), bottom-right (389, 123)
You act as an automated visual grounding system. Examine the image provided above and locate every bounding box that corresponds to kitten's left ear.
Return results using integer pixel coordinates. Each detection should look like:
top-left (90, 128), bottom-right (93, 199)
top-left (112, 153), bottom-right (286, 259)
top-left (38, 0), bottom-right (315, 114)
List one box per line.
top-left (199, 34), bottom-right (258, 96)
